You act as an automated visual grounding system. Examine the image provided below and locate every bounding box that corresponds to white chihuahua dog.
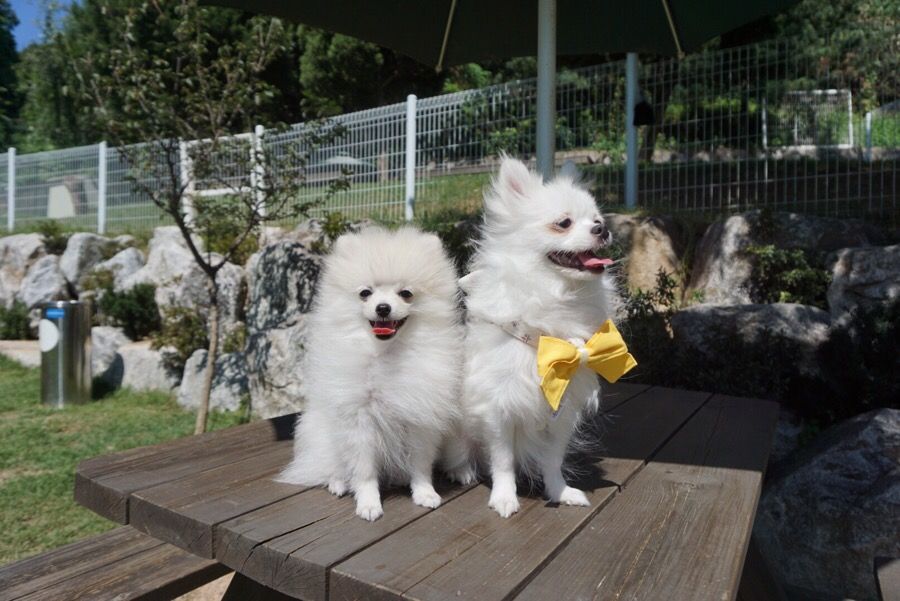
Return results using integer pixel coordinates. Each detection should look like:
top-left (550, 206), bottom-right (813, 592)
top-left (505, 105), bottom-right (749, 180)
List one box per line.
top-left (279, 227), bottom-right (463, 521)
top-left (445, 157), bottom-right (623, 518)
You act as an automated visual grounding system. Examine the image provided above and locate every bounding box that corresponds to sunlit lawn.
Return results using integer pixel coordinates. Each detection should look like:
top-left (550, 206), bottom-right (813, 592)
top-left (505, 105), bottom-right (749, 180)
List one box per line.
top-left (0, 356), bottom-right (244, 564)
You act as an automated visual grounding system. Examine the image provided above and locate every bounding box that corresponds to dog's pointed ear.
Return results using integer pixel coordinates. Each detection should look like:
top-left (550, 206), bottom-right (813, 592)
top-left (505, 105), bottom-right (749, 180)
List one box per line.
top-left (496, 156), bottom-right (542, 199)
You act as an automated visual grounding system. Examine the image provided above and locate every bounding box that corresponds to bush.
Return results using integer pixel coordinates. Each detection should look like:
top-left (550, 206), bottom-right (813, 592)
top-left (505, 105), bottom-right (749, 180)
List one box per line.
top-left (0, 302), bottom-right (34, 340)
top-left (98, 283), bottom-right (161, 340)
top-left (151, 306), bottom-right (208, 375)
top-left (35, 221), bottom-right (70, 255)
top-left (745, 244), bottom-right (831, 308)
top-left (814, 299), bottom-right (900, 423)
top-left (309, 211), bottom-right (354, 254)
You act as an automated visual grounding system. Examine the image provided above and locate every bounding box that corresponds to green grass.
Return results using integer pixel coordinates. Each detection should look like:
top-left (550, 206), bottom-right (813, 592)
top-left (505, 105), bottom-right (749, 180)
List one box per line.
top-left (0, 356), bottom-right (244, 564)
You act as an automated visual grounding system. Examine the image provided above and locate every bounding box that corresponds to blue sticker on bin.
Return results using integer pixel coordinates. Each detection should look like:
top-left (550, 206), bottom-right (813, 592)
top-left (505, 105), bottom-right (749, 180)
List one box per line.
top-left (45, 308), bottom-right (65, 319)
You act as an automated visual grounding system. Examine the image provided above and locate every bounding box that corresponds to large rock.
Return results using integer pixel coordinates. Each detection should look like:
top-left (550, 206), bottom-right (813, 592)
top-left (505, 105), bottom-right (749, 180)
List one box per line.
top-left (606, 214), bottom-right (682, 295)
top-left (118, 341), bottom-right (179, 391)
top-left (670, 303), bottom-right (831, 378)
top-left (827, 245), bottom-right (900, 317)
top-left (16, 255), bottom-right (69, 309)
top-left (91, 247), bottom-right (145, 291)
top-left (154, 261), bottom-right (245, 329)
top-left (177, 349), bottom-right (249, 413)
top-left (119, 226), bottom-right (195, 292)
top-left (0, 234), bottom-right (46, 307)
top-left (754, 409), bottom-right (900, 600)
top-left (59, 233), bottom-right (118, 291)
top-left (688, 211), bottom-right (882, 305)
top-left (120, 226), bottom-right (244, 333)
top-left (91, 326), bottom-right (129, 388)
top-left (246, 242), bottom-right (322, 333)
top-left (246, 322), bottom-right (308, 419)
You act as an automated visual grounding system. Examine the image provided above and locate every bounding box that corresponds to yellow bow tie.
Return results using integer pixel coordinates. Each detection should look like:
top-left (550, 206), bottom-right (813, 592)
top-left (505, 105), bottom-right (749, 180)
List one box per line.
top-left (537, 320), bottom-right (637, 412)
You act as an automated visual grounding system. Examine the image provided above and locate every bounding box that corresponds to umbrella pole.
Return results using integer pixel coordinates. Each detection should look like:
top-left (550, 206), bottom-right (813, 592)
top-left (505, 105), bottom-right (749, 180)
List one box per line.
top-left (625, 52), bottom-right (638, 209)
top-left (535, 0), bottom-right (556, 179)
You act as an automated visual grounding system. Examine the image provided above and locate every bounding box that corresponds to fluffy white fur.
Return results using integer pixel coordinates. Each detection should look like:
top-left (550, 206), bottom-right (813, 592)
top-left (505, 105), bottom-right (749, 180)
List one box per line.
top-left (446, 157), bottom-right (620, 518)
top-left (278, 226), bottom-right (463, 521)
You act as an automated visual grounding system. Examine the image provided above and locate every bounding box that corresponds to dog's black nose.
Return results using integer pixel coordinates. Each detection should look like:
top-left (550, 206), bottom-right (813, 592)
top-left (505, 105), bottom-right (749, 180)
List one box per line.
top-left (592, 223), bottom-right (610, 241)
top-left (376, 303), bottom-right (391, 317)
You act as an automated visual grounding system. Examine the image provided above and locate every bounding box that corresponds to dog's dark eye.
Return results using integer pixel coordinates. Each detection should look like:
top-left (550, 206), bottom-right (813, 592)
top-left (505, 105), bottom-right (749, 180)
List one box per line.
top-left (359, 288), bottom-right (372, 299)
top-left (556, 218), bottom-right (572, 229)
top-left (398, 289), bottom-right (413, 299)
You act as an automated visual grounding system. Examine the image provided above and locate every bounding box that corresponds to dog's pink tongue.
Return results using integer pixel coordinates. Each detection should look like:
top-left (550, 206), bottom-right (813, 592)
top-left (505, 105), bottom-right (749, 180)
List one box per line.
top-left (577, 252), bottom-right (614, 272)
top-left (372, 326), bottom-right (396, 335)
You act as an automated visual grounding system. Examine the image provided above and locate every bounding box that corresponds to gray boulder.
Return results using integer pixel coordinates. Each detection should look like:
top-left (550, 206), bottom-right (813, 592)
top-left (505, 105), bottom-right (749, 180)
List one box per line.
top-left (246, 321), bottom-right (309, 419)
top-left (59, 233), bottom-right (118, 291)
top-left (688, 211), bottom-right (881, 305)
top-left (246, 241), bottom-right (322, 333)
top-left (91, 247), bottom-right (145, 291)
top-left (827, 245), bottom-right (900, 317)
top-left (670, 303), bottom-right (831, 378)
top-left (119, 226), bottom-right (195, 292)
top-left (754, 409), bottom-right (900, 600)
top-left (177, 349), bottom-right (249, 413)
top-left (120, 226), bottom-right (244, 334)
top-left (606, 214), bottom-right (683, 296)
top-left (118, 341), bottom-right (179, 391)
top-left (17, 255), bottom-right (69, 309)
top-left (91, 326), bottom-right (129, 389)
top-left (153, 260), bottom-right (245, 332)
top-left (0, 233), bottom-right (46, 307)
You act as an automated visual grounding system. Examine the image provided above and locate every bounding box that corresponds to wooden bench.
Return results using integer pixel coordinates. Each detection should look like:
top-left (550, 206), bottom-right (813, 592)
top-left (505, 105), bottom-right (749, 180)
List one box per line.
top-left (0, 526), bottom-right (229, 601)
top-left (71, 384), bottom-right (781, 600)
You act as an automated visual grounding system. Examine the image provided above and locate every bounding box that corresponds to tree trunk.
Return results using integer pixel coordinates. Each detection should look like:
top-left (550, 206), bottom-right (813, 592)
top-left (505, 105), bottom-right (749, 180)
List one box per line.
top-left (195, 276), bottom-right (219, 435)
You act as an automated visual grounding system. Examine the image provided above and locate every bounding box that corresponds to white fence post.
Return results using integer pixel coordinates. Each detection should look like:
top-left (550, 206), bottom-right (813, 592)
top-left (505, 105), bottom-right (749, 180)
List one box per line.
top-left (6, 147), bottom-right (15, 231)
top-left (179, 140), bottom-right (196, 226)
top-left (865, 111), bottom-right (872, 163)
top-left (251, 124), bottom-right (266, 218)
top-left (97, 141), bottom-right (108, 234)
top-left (847, 91), bottom-right (854, 147)
top-left (404, 94), bottom-right (417, 221)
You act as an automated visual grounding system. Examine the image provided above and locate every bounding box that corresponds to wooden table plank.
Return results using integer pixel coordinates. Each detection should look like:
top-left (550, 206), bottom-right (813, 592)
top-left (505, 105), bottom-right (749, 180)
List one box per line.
top-left (514, 394), bottom-right (779, 601)
top-left (218, 481), bottom-right (473, 601)
top-left (128, 438), bottom-right (304, 558)
top-left (329, 386), bottom-right (711, 601)
top-left (75, 413), bottom-right (297, 523)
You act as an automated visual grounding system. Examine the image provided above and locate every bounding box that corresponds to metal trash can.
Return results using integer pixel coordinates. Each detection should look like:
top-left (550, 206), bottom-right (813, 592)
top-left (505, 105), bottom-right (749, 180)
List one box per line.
top-left (39, 300), bottom-right (92, 408)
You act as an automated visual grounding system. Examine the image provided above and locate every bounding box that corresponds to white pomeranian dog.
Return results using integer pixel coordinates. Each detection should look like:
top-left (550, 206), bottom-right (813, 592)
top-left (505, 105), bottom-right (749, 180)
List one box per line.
top-left (445, 156), bottom-right (627, 518)
top-left (278, 226), bottom-right (463, 521)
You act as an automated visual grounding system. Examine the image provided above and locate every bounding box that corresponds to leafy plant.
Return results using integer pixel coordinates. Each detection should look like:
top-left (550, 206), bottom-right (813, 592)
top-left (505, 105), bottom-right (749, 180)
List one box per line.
top-left (744, 245), bottom-right (831, 308)
top-left (151, 306), bottom-right (209, 375)
top-left (309, 211), bottom-right (354, 254)
top-left (97, 284), bottom-right (161, 341)
top-left (35, 221), bottom-right (70, 255)
top-left (0, 302), bottom-right (34, 340)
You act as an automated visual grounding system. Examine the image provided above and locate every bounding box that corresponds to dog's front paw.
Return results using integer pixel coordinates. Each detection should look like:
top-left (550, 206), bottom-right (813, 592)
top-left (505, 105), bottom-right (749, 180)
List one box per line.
top-left (489, 490), bottom-right (520, 518)
top-left (355, 500), bottom-right (384, 521)
top-left (447, 464), bottom-right (477, 486)
top-left (328, 478), bottom-right (348, 497)
top-left (555, 486), bottom-right (590, 506)
top-left (412, 485), bottom-right (442, 509)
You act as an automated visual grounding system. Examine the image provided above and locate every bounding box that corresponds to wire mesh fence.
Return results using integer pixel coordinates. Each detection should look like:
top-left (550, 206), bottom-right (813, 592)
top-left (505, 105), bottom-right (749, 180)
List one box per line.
top-left (2, 38), bottom-right (897, 234)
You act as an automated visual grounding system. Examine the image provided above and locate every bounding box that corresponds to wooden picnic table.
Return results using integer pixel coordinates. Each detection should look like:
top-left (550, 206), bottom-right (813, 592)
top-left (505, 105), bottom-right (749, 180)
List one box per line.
top-left (74, 383), bottom-right (779, 600)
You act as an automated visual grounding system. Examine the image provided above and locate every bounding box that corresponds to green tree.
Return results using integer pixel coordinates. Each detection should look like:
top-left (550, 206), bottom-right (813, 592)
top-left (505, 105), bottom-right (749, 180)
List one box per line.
top-left (0, 0), bottom-right (18, 146)
top-left (80, 0), bottom-right (346, 433)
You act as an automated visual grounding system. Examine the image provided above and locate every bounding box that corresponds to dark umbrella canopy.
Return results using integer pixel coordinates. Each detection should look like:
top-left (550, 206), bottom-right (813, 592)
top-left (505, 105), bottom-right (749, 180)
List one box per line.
top-left (206, 0), bottom-right (796, 66)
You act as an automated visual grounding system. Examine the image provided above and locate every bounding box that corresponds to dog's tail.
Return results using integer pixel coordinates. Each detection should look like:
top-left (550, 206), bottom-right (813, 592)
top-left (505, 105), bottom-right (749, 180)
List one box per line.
top-left (274, 413), bottom-right (336, 486)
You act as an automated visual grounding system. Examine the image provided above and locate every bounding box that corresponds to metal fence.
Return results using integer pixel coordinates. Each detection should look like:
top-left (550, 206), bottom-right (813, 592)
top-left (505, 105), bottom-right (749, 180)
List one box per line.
top-left (2, 38), bottom-right (897, 233)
